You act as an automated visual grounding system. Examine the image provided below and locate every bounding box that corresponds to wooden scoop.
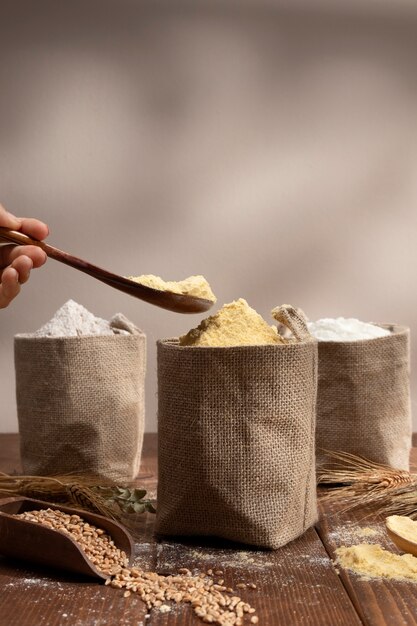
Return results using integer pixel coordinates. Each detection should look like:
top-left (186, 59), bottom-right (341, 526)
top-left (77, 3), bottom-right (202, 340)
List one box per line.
top-left (0, 227), bottom-right (214, 314)
top-left (0, 496), bottom-right (134, 580)
top-left (386, 515), bottom-right (417, 557)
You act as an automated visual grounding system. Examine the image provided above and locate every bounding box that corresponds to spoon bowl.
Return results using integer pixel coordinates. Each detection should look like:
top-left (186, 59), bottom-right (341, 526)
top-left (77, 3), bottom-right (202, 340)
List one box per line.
top-left (386, 515), bottom-right (417, 557)
top-left (0, 227), bottom-right (214, 314)
top-left (0, 496), bottom-right (134, 580)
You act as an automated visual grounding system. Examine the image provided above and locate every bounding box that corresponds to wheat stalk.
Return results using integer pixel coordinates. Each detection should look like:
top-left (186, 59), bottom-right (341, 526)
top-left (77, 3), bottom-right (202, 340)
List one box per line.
top-left (0, 473), bottom-right (155, 532)
top-left (318, 451), bottom-right (417, 516)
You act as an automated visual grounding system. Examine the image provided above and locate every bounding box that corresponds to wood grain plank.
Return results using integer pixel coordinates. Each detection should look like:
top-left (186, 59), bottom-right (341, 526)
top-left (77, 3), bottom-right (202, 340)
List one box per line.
top-left (147, 528), bottom-right (363, 626)
top-left (0, 433), bottom-right (159, 626)
top-left (318, 499), bottom-right (417, 625)
top-left (0, 512), bottom-right (158, 626)
top-left (0, 433), bottom-right (22, 473)
top-left (0, 560), bottom-right (148, 626)
top-left (0, 433), bottom-right (364, 626)
top-left (317, 447), bottom-right (417, 626)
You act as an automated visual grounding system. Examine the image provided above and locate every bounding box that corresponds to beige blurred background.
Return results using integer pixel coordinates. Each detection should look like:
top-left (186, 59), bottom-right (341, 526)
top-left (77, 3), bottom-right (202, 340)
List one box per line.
top-left (1, 0), bottom-right (417, 432)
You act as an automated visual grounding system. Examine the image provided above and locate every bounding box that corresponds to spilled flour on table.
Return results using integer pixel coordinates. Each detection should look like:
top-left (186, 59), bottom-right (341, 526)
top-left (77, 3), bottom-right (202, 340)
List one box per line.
top-left (326, 522), bottom-right (382, 546)
top-left (330, 518), bottom-right (417, 583)
top-left (154, 542), bottom-right (275, 574)
top-left (335, 544), bottom-right (417, 582)
top-left (2, 568), bottom-right (144, 626)
top-left (3, 576), bottom-right (64, 590)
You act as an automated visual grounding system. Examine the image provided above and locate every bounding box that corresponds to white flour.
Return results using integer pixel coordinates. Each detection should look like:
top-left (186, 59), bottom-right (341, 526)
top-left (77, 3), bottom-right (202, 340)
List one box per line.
top-left (307, 317), bottom-right (391, 342)
top-left (23, 300), bottom-right (129, 337)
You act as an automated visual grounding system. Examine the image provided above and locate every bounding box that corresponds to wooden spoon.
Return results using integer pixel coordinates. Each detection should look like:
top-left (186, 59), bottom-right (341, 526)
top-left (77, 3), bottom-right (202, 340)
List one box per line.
top-left (0, 496), bottom-right (134, 580)
top-left (386, 515), bottom-right (417, 557)
top-left (0, 227), bottom-right (214, 314)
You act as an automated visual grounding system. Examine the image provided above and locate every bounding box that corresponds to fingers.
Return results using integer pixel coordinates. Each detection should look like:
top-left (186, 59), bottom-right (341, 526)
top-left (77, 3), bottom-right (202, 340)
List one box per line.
top-left (0, 254), bottom-right (37, 308)
top-left (0, 203), bottom-right (22, 230)
top-left (10, 255), bottom-right (34, 284)
top-left (0, 254), bottom-right (34, 282)
top-left (0, 244), bottom-right (47, 269)
top-left (0, 267), bottom-right (21, 309)
top-left (0, 202), bottom-right (48, 269)
top-left (0, 203), bottom-right (49, 241)
top-left (20, 217), bottom-right (49, 241)
top-left (0, 203), bottom-right (49, 308)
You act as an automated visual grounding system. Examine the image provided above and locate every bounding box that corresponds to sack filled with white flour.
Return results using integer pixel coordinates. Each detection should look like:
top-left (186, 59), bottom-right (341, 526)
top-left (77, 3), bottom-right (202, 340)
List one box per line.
top-left (309, 317), bottom-right (411, 471)
top-left (15, 300), bottom-right (146, 481)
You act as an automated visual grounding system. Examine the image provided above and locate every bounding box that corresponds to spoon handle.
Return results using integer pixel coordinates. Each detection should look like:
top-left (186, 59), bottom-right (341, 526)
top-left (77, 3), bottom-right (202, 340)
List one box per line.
top-left (0, 227), bottom-right (133, 291)
top-left (0, 227), bottom-right (213, 313)
top-left (0, 227), bottom-right (100, 271)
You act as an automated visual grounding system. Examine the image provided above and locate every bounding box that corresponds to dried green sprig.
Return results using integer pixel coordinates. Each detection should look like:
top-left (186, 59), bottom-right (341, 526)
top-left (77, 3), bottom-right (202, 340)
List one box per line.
top-left (0, 472), bottom-right (156, 529)
top-left (95, 486), bottom-right (156, 515)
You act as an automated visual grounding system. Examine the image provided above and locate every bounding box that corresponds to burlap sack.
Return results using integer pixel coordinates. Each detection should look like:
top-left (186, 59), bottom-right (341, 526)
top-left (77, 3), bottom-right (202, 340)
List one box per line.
top-left (15, 315), bottom-right (146, 482)
top-left (156, 305), bottom-right (318, 549)
top-left (316, 324), bottom-right (411, 470)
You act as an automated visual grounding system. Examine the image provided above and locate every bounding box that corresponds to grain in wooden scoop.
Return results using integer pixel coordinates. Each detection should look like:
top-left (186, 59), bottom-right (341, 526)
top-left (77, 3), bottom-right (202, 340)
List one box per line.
top-left (16, 508), bottom-right (258, 625)
top-left (14, 508), bottom-right (129, 576)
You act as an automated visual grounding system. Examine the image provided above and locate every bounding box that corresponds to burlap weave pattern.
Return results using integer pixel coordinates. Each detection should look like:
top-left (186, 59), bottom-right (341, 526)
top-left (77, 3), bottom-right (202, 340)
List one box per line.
top-left (15, 329), bottom-right (146, 482)
top-left (316, 325), bottom-right (411, 470)
top-left (156, 336), bottom-right (318, 549)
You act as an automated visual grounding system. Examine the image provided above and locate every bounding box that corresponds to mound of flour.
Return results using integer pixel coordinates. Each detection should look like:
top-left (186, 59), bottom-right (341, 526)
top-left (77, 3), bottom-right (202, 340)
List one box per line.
top-left (29, 300), bottom-right (129, 337)
top-left (307, 317), bottom-right (391, 342)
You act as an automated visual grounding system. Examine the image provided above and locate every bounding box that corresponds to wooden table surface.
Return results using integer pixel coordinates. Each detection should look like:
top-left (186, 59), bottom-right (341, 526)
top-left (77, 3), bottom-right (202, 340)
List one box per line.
top-left (1, 433), bottom-right (417, 626)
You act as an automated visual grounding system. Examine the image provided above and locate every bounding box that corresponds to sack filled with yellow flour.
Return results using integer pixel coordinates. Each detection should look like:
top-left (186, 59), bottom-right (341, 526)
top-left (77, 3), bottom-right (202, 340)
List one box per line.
top-left (15, 301), bottom-right (146, 482)
top-left (156, 300), bottom-right (318, 549)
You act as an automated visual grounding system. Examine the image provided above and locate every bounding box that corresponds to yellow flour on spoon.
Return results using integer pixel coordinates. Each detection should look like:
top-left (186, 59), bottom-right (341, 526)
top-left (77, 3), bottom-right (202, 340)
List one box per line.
top-left (127, 274), bottom-right (216, 302)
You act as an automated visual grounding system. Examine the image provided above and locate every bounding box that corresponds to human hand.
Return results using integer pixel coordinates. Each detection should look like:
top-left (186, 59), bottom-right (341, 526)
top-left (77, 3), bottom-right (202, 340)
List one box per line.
top-left (0, 204), bottom-right (49, 308)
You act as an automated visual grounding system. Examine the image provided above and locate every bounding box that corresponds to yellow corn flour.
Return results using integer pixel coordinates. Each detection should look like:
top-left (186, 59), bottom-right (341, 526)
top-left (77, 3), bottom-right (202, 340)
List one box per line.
top-left (179, 298), bottom-right (284, 347)
top-left (335, 544), bottom-right (417, 582)
top-left (386, 515), bottom-right (417, 543)
top-left (127, 274), bottom-right (216, 302)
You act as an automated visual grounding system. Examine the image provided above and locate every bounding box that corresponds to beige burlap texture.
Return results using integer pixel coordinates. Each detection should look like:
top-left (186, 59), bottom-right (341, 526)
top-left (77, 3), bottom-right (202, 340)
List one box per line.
top-left (15, 316), bottom-right (146, 482)
top-left (316, 325), bottom-right (411, 471)
top-left (156, 306), bottom-right (318, 549)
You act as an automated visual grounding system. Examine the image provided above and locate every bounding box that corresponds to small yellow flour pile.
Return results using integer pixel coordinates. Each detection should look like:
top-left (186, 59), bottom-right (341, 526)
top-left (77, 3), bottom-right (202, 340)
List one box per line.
top-left (386, 515), bottom-right (417, 543)
top-left (127, 274), bottom-right (216, 302)
top-left (335, 543), bottom-right (417, 582)
top-left (179, 298), bottom-right (284, 347)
